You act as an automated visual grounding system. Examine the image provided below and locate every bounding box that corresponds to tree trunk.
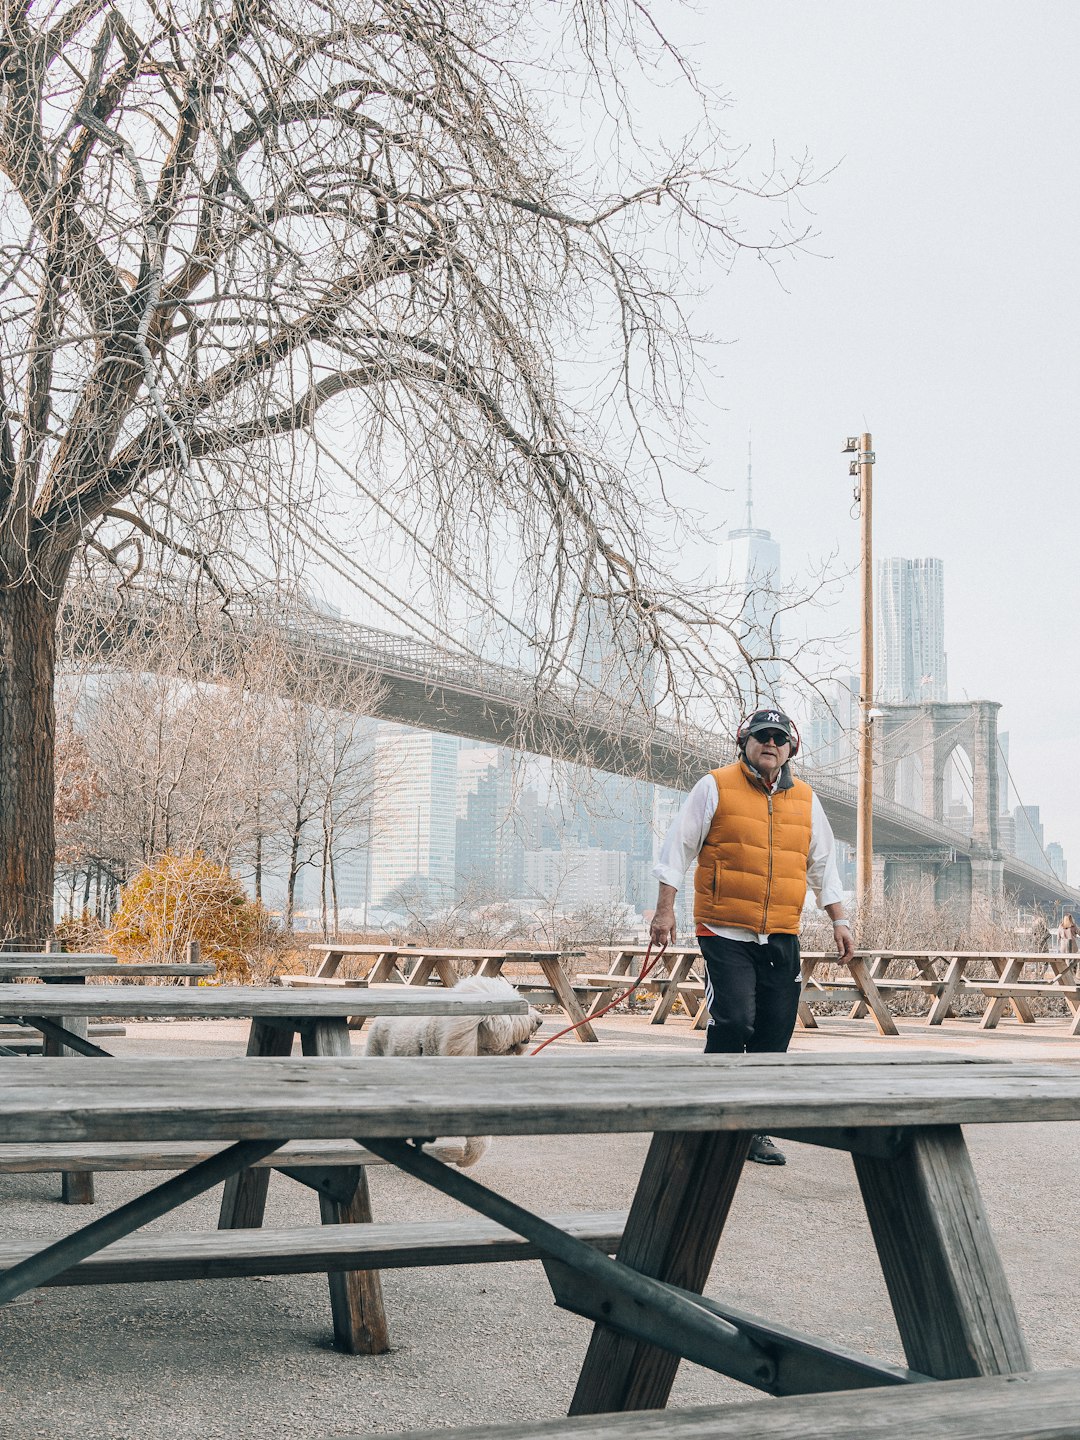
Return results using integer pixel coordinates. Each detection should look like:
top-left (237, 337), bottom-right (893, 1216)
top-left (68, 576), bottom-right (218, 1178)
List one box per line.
top-left (286, 820), bottom-right (301, 929)
top-left (0, 583), bottom-right (58, 947)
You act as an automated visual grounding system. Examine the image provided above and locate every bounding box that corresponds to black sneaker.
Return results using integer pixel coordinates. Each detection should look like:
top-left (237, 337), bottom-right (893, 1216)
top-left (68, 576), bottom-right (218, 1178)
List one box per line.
top-left (747, 1134), bottom-right (786, 1166)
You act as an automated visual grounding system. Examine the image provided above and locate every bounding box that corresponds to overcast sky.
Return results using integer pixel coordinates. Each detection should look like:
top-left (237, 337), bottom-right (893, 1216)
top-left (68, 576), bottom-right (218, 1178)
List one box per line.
top-left (645, 1), bottom-right (1079, 868)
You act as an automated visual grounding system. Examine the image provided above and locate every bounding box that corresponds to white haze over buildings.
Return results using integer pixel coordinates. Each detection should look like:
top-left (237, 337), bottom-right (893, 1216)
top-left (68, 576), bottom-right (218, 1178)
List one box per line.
top-left (313, 3), bottom-right (1078, 874)
top-left (643, 0), bottom-right (1080, 867)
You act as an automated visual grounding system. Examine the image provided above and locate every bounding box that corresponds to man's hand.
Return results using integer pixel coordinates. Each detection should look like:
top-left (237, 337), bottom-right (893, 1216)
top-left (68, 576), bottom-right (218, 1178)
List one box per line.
top-left (650, 883), bottom-right (678, 948)
top-left (833, 923), bottom-right (855, 962)
top-left (650, 907), bottom-right (677, 948)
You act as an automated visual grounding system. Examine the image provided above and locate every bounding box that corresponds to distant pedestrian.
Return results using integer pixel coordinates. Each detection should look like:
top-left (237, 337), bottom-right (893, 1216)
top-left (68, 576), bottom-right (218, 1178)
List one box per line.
top-left (1031, 915), bottom-right (1051, 953)
top-left (1057, 914), bottom-right (1078, 955)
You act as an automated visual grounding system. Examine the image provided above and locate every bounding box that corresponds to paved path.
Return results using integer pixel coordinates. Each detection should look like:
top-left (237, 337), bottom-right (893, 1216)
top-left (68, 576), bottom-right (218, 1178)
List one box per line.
top-left (1, 1012), bottom-right (1078, 1439)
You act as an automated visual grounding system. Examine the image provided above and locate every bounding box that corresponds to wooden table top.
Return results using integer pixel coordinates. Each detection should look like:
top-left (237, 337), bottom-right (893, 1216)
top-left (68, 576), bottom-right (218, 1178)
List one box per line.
top-left (0, 983), bottom-right (527, 1020)
top-left (0, 960), bottom-right (214, 977)
top-left (308, 944), bottom-right (562, 959)
top-left (2, 1052), bottom-right (1079, 1144)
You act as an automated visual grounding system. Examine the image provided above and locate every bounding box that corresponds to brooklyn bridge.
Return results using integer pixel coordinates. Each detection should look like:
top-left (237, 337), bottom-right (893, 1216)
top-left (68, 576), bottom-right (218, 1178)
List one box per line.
top-left (63, 592), bottom-right (1077, 915)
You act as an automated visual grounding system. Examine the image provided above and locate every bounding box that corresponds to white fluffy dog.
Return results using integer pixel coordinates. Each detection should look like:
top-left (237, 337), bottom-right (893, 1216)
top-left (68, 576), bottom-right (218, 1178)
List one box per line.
top-left (364, 975), bottom-right (543, 1167)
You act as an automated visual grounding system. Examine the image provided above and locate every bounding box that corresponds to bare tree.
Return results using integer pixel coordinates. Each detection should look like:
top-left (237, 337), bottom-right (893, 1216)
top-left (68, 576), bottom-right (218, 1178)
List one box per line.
top-left (0, 0), bottom-right (812, 940)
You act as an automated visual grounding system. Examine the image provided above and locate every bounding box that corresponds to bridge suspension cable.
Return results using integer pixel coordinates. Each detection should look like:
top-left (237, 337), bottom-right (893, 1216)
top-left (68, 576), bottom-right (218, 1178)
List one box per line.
top-left (996, 740), bottom-right (1062, 882)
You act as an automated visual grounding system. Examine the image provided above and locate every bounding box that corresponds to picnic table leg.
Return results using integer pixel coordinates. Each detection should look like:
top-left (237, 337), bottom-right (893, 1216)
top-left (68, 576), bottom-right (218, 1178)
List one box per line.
top-left (999, 957), bottom-right (1037, 1025)
top-left (301, 1019), bottom-right (390, 1355)
top-left (584, 952), bottom-right (631, 1022)
top-left (979, 958), bottom-right (1035, 1030)
top-left (569, 1129), bottom-right (751, 1414)
top-left (368, 952), bottom-right (405, 983)
top-left (1045, 956), bottom-right (1080, 1017)
top-left (218, 1019), bottom-right (296, 1229)
top-left (41, 974), bottom-right (94, 1204)
top-left (540, 957), bottom-right (599, 1042)
top-left (848, 957), bottom-right (899, 1037)
top-left (647, 953), bottom-right (695, 1026)
top-left (847, 953), bottom-right (887, 1021)
top-left (796, 958), bottom-right (818, 1030)
top-left (431, 957), bottom-right (460, 988)
top-left (926, 957), bottom-right (967, 1026)
top-left (405, 956), bottom-right (438, 986)
top-left (852, 1124), bottom-right (1030, 1378)
top-left (314, 950), bottom-right (344, 978)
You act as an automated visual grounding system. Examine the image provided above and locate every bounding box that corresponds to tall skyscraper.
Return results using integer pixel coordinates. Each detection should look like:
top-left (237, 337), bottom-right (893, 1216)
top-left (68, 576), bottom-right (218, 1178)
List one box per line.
top-left (722, 436), bottom-right (782, 698)
top-left (1012, 804), bottom-right (1048, 873)
top-left (455, 742), bottom-right (518, 897)
top-left (997, 731), bottom-right (1011, 814)
top-left (805, 674), bottom-right (859, 783)
top-left (369, 726), bottom-right (458, 906)
top-left (876, 557), bottom-right (947, 704)
top-left (567, 587), bottom-right (657, 907)
top-left (1046, 842), bottom-right (1068, 885)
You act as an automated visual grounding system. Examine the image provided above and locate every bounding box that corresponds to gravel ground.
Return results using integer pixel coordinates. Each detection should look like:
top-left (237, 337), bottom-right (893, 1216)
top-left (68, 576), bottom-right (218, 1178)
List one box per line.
top-left (1, 1011), bottom-right (1079, 1440)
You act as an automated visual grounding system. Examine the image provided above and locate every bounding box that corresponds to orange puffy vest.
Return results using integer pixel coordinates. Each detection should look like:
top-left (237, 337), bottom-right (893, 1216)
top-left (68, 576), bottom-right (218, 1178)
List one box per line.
top-left (692, 760), bottom-right (814, 935)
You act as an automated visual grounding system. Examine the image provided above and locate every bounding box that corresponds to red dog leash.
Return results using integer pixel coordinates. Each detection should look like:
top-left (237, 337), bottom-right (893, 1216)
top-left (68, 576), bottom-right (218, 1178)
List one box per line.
top-left (530, 938), bottom-right (669, 1055)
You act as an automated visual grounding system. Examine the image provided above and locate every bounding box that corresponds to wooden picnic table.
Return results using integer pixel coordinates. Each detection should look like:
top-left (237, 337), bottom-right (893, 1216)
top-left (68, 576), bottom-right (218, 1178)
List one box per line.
top-left (0, 981), bottom-right (525, 1213)
top-left (0, 952), bottom-right (220, 1202)
top-left (584, 945), bottom-right (901, 1037)
top-left (963, 952), bottom-right (1080, 1033)
top-left (800, 951), bottom-right (1080, 1035)
top-left (0, 953), bottom-right (217, 1052)
top-left (580, 945), bottom-right (705, 1027)
top-left (0, 1051), bottom-right (1077, 1409)
top-left (290, 943), bottom-right (602, 1042)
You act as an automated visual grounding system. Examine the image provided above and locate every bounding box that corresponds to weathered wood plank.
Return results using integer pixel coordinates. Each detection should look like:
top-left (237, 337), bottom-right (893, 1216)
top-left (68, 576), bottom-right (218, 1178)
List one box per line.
top-left (570, 1130), bottom-right (750, 1414)
top-left (853, 1125), bottom-right (1030, 1377)
top-left (218, 1020), bottom-right (296, 1228)
top-left (0, 983), bottom-right (526, 1019)
top-left (0, 1212), bottom-right (627, 1286)
top-left (4, 1055), bottom-right (1080, 1146)
top-left (0, 1139), bottom-right (462, 1171)
top-left (332, 1369), bottom-right (1080, 1440)
top-left (299, 1018), bottom-right (389, 1355)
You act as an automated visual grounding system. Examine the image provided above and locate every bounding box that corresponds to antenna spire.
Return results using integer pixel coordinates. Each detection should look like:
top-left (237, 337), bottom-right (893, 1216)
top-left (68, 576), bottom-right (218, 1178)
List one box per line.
top-left (745, 429), bottom-right (754, 528)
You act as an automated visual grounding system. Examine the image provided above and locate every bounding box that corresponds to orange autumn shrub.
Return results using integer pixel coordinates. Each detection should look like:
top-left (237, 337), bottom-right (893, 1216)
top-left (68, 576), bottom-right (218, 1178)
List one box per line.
top-left (106, 852), bottom-right (273, 982)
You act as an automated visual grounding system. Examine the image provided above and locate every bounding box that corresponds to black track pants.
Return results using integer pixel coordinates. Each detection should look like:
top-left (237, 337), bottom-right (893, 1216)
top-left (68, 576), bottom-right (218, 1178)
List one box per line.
top-left (699, 933), bottom-right (802, 1054)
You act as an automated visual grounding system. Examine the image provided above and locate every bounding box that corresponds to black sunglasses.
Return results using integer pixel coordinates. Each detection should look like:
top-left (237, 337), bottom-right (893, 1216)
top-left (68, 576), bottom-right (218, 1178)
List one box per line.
top-left (753, 729), bottom-right (790, 746)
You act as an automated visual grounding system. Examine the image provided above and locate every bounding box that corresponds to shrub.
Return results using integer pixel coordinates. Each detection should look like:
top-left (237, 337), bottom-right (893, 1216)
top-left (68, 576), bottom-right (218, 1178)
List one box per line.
top-left (106, 852), bottom-right (274, 982)
top-left (55, 910), bottom-right (110, 954)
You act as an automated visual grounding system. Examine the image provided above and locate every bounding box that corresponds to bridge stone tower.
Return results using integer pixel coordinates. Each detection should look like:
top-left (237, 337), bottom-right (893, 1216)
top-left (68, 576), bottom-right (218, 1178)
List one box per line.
top-left (878, 701), bottom-right (1004, 899)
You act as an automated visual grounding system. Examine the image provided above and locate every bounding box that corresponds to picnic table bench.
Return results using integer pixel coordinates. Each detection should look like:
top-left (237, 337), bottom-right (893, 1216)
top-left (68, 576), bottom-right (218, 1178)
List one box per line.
top-left (355, 1368), bottom-right (1080, 1439)
top-left (2, 1049), bottom-right (1077, 1407)
top-left (286, 943), bottom-right (604, 1041)
top-left (0, 980), bottom-right (524, 1209)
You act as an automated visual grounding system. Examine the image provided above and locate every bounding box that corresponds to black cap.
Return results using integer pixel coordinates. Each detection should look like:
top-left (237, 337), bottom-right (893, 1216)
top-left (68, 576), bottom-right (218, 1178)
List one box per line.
top-left (743, 708), bottom-right (795, 741)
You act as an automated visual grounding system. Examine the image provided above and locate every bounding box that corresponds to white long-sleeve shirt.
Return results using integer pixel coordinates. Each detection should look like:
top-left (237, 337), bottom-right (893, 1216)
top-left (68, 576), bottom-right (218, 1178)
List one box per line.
top-left (653, 771), bottom-right (845, 943)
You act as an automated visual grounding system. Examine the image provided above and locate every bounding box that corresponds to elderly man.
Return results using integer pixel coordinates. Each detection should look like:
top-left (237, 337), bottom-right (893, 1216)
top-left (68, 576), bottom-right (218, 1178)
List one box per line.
top-left (650, 707), bottom-right (854, 1165)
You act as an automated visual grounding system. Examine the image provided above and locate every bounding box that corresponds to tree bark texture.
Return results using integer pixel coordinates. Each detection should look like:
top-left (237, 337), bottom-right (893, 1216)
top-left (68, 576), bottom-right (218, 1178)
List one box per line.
top-left (0, 584), bottom-right (57, 945)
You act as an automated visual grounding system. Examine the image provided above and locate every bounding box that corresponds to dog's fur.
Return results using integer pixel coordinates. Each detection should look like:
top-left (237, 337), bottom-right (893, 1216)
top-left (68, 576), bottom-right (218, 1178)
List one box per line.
top-left (364, 975), bottom-right (543, 1167)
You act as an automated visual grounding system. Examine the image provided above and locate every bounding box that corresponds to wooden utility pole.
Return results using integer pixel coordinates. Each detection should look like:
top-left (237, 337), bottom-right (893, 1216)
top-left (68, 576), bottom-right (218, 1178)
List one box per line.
top-left (856, 433), bottom-right (875, 912)
top-left (843, 432), bottom-right (876, 914)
